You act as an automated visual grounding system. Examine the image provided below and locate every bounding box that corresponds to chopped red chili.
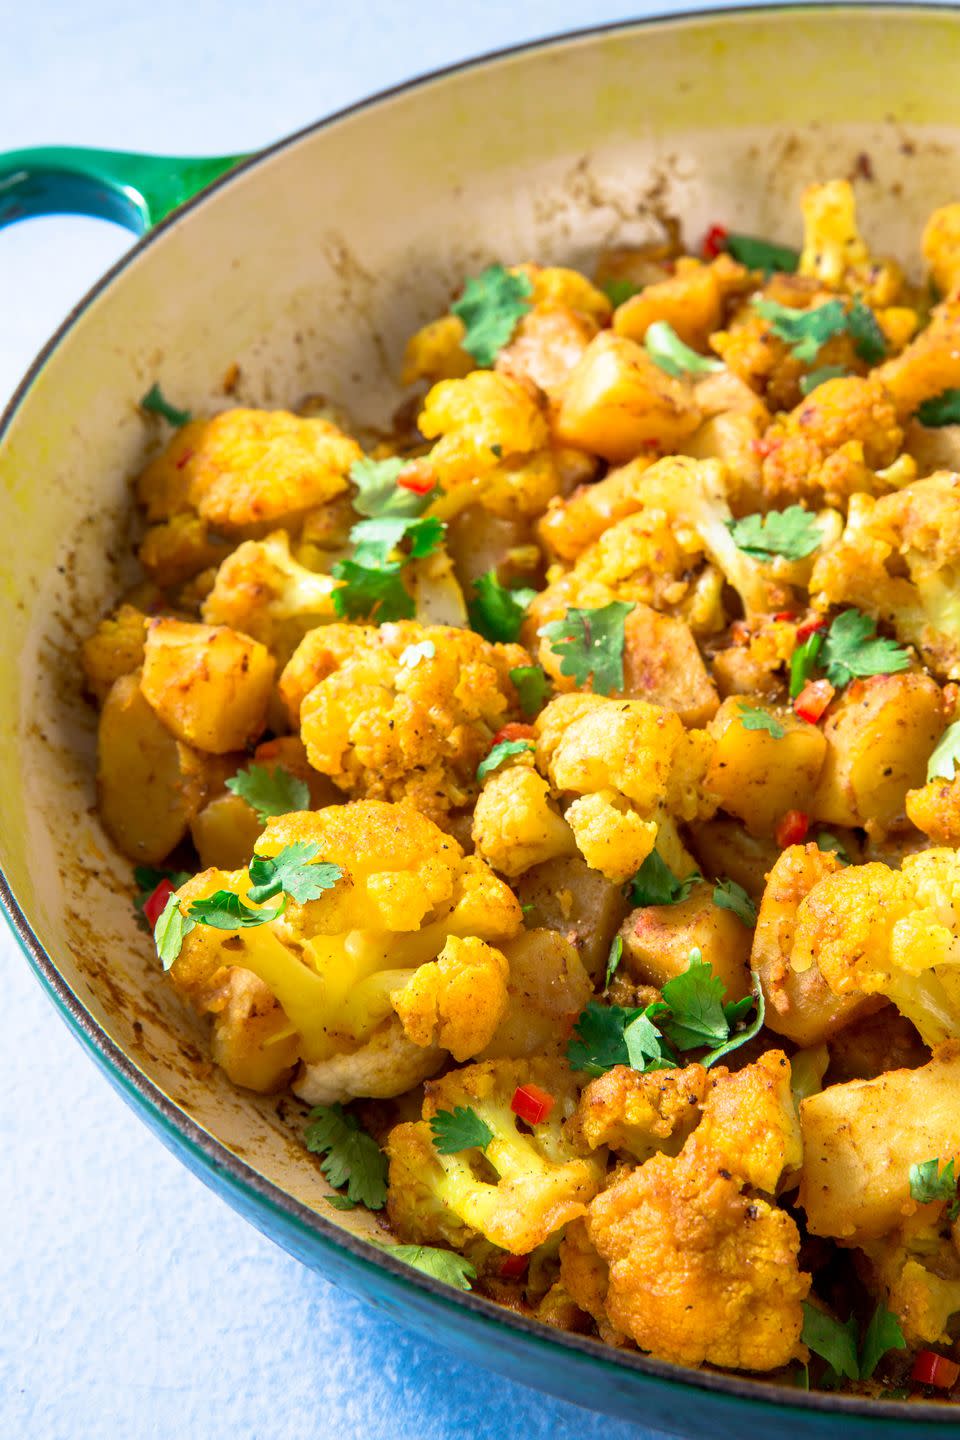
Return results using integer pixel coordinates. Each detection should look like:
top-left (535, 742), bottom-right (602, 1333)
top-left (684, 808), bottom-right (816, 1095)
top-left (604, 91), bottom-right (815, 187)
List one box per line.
top-left (911, 1350), bottom-right (960, 1389)
top-left (775, 810), bottom-right (810, 848)
top-left (143, 878), bottom-right (175, 929)
top-left (491, 722), bottom-right (537, 747)
top-left (702, 224), bottom-right (729, 259)
top-left (795, 616), bottom-right (828, 643)
top-left (794, 679), bottom-right (835, 724)
top-left (397, 461), bottom-right (436, 494)
top-left (511, 1083), bottom-right (555, 1126)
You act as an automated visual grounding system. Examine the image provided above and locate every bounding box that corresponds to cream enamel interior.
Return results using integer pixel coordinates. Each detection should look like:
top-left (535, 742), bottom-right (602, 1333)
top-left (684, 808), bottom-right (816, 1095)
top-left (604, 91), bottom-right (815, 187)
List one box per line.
top-left (2, 6), bottom-right (960, 1269)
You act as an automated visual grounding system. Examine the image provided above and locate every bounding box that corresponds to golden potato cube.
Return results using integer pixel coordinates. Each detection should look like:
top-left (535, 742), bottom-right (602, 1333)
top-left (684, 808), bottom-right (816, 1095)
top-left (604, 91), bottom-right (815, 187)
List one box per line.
top-left (141, 617), bottom-right (275, 754)
top-left (813, 672), bottom-right (944, 830)
top-left (612, 260), bottom-right (723, 350)
top-left (190, 793), bottom-right (265, 871)
top-left (687, 818), bottom-right (780, 903)
top-left (799, 1045), bottom-right (960, 1242)
top-left (514, 854), bottom-right (629, 984)
top-left (97, 672), bottom-right (206, 862)
top-left (620, 880), bottom-right (751, 1001)
top-left (705, 696), bottom-right (827, 837)
top-left (555, 332), bottom-right (701, 462)
top-left (622, 605), bottom-right (719, 727)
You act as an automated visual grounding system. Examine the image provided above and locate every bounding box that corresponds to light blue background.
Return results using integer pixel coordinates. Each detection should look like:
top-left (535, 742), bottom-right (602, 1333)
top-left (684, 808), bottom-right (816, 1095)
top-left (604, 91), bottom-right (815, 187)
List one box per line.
top-left (0, 4), bottom-right (726, 1437)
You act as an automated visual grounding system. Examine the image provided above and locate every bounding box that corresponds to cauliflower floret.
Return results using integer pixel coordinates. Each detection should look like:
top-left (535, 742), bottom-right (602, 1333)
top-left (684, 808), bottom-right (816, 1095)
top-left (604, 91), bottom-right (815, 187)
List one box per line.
top-left (478, 928), bottom-right (593, 1060)
top-left (584, 1052), bottom-right (808, 1369)
top-left (205, 967), bottom-right (300, 1092)
top-left (385, 1058), bottom-right (604, 1254)
top-left (201, 530), bottom-right (338, 658)
top-left (401, 314), bottom-right (474, 385)
top-left (810, 472), bottom-right (960, 678)
top-left (138, 513), bottom-right (234, 588)
top-left (907, 773), bottom-right (960, 845)
top-left (140, 617), bottom-right (276, 753)
top-left (81, 603), bottom-right (148, 703)
top-left (922, 202), bottom-right (960, 297)
top-left (471, 765), bottom-right (577, 878)
top-left (165, 801), bottom-right (523, 1095)
top-left (798, 179), bottom-right (903, 304)
top-left (282, 621), bottom-right (527, 821)
top-left (861, 1221), bottom-right (960, 1345)
top-left (791, 850), bottom-right (960, 1046)
top-left (531, 693), bottom-right (716, 881)
top-left (570, 1063), bottom-right (710, 1161)
top-left (877, 291), bottom-right (960, 419)
top-left (294, 1016), bottom-right (445, 1106)
top-left (136, 407), bottom-right (361, 536)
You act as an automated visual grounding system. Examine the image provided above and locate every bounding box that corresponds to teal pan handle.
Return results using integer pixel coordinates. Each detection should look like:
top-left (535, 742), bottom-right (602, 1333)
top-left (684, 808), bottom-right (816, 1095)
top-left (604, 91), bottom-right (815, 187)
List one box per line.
top-left (0, 147), bottom-right (248, 235)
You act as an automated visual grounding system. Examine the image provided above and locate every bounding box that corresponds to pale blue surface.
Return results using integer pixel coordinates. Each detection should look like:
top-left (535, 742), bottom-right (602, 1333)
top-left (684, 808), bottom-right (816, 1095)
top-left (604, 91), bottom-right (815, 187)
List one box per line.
top-left (0, 4), bottom-right (714, 1437)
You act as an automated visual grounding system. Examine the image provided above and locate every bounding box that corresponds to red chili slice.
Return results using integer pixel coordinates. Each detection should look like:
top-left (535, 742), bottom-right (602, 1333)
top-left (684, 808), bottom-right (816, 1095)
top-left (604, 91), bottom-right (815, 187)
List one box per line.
top-left (775, 810), bottom-right (810, 848)
top-left (702, 224), bottom-right (729, 259)
top-left (774, 610), bottom-right (797, 623)
top-left (491, 722), bottom-right (536, 747)
top-left (143, 878), bottom-right (175, 929)
top-left (911, 1350), bottom-right (960, 1389)
top-left (796, 616), bottom-right (828, 643)
top-left (794, 678), bottom-right (835, 724)
top-left (510, 1083), bottom-right (555, 1126)
top-left (397, 461), bottom-right (436, 495)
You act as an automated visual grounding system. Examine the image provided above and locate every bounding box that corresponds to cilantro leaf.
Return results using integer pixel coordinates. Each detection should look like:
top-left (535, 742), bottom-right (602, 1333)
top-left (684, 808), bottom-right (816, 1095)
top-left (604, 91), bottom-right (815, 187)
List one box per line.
top-left (659, 950), bottom-right (730, 1050)
top-left (225, 763), bottom-right (310, 823)
top-left (375, 1243), bottom-right (476, 1291)
top-left (187, 890), bottom-right (286, 929)
top-left (752, 297), bottom-right (849, 364)
top-left (476, 739), bottom-right (535, 781)
top-left (349, 455), bottom-right (433, 519)
top-left (429, 1106), bottom-right (494, 1155)
top-left (859, 1304), bottom-right (907, 1380)
top-left (629, 850), bottom-right (700, 907)
top-left (916, 389), bottom-right (960, 427)
top-left (847, 297), bottom-right (887, 364)
top-left (350, 514), bottom-right (444, 566)
top-left (909, 1157), bottom-right (959, 1212)
top-left (724, 233), bottom-right (799, 274)
top-left (331, 558), bottom-right (414, 622)
top-left (800, 365), bottom-right (850, 396)
top-left (541, 601), bottom-right (634, 695)
top-left (822, 608), bottom-right (911, 687)
top-left (601, 277), bottom-right (640, 306)
top-left (801, 1303), bottom-right (860, 1381)
top-left (399, 639), bottom-right (436, 669)
top-left (927, 721), bottom-right (960, 783)
top-left (728, 506), bottom-right (822, 561)
top-left (604, 934), bottom-right (623, 988)
top-left (153, 894), bottom-right (195, 970)
top-left (815, 831), bottom-right (851, 864)
top-left (713, 878), bottom-right (758, 927)
top-left (739, 703), bottom-right (786, 739)
top-left (140, 382), bottom-right (191, 427)
top-left (567, 1001), bottom-right (639, 1076)
top-left (326, 1194), bottom-right (358, 1211)
top-left (305, 1103), bottom-right (388, 1210)
top-left (509, 664), bottom-right (552, 718)
top-left (644, 321), bottom-right (724, 378)
top-left (468, 571), bottom-right (536, 643)
top-left (134, 865), bottom-right (190, 926)
top-left (247, 843), bottom-right (342, 905)
top-left (790, 629), bottom-right (825, 698)
top-left (624, 1010), bottom-right (676, 1071)
top-left (451, 264), bottom-right (533, 367)
top-left (701, 980), bottom-right (764, 1067)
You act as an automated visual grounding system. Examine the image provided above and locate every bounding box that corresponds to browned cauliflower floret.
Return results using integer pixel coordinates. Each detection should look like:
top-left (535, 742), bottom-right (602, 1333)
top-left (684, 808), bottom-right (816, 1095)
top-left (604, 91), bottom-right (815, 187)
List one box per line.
top-left (164, 801), bottom-right (522, 1097)
top-left (570, 1063), bottom-right (710, 1161)
top-left (810, 472), bottom-right (960, 678)
top-left (201, 529), bottom-right (338, 658)
top-left (81, 603), bottom-right (149, 703)
top-left (386, 1058), bottom-right (603, 1255)
top-left (922, 202), bottom-right (960, 297)
top-left (140, 616), bottom-right (276, 754)
top-left (532, 693), bottom-right (716, 882)
top-left (281, 621), bottom-right (527, 821)
top-left (798, 179), bottom-right (903, 304)
top-left (138, 513), bottom-right (234, 589)
top-left (876, 291), bottom-right (960, 419)
top-left (584, 1052), bottom-right (808, 1369)
top-left (559, 1218), bottom-right (630, 1346)
top-left (906, 772), bottom-right (960, 845)
top-left (861, 1219), bottom-right (960, 1346)
top-left (471, 765), bottom-right (577, 878)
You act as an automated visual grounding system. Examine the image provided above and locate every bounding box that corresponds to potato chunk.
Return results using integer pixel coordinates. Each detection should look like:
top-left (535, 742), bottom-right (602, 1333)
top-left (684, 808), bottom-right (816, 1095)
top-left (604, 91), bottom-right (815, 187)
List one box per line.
top-left (705, 696), bottom-right (827, 837)
top-left (620, 880), bottom-right (751, 1001)
top-left (141, 618), bottom-right (275, 754)
top-left (513, 855), bottom-right (629, 984)
top-left (555, 332), bottom-right (701, 462)
top-left (622, 605), bottom-right (719, 727)
top-left (479, 929), bottom-right (593, 1060)
top-left (799, 1044), bottom-right (960, 1242)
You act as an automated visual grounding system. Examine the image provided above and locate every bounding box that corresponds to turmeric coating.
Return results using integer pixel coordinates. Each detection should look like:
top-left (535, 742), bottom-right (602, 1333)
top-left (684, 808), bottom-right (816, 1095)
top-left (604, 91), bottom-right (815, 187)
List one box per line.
top-left (84, 179), bottom-right (960, 1398)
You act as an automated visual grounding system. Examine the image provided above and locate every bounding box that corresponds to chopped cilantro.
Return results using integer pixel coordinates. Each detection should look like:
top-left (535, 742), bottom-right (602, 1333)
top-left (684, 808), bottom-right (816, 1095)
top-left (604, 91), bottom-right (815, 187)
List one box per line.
top-left (451, 264), bottom-right (533, 367)
top-left (349, 455), bottom-right (434, 519)
top-left (376, 1243), bottom-right (476, 1291)
top-left (926, 721), bottom-right (960, 783)
top-left (644, 321), bottom-right (724, 378)
top-left (701, 981), bottom-right (765, 1067)
top-left (225, 763), bottom-right (310, 823)
top-left (429, 1106), bottom-right (494, 1155)
top-left (821, 609), bottom-right (910, 687)
top-left (350, 514), bottom-right (444, 566)
top-left (540, 601), bottom-right (634, 695)
top-left (728, 506), bottom-right (821, 561)
top-left (399, 639), bottom-right (436, 669)
top-left (752, 296), bottom-right (849, 363)
top-left (140, 382), bottom-right (191, 427)
top-left (326, 1194), bottom-right (358, 1211)
top-left (847, 297), bottom-right (887, 364)
top-left (815, 831), bottom-right (850, 864)
top-left (800, 365), bottom-right (850, 396)
top-left (604, 934), bottom-right (624, 988)
top-left (790, 629), bottom-right (825, 698)
top-left (739, 704), bottom-right (786, 739)
top-left (133, 865), bottom-right (189, 927)
top-left (801, 1304), bottom-right (860, 1381)
top-left (153, 894), bottom-right (196, 970)
top-left (468, 571), bottom-right (537, 643)
top-left (331, 558), bottom-right (413, 622)
top-left (476, 739), bottom-right (535, 782)
top-left (601, 276), bottom-right (640, 306)
top-left (860, 1305), bottom-right (907, 1380)
top-left (509, 664), bottom-right (552, 718)
top-left (187, 890), bottom-right (286, 929)
top-left (623, 1010), bottom-right (676, 1072)
top-left (712, 878), bottom-right (758, 927)
top-left (916, 389), bottom-right (960, 427)
top-left (724, 233), bottom-right (800, 274)
top-left (567, 1001), bottom-right (638, 1076)
top-left (305, 1103), bottom-right (389, 1210)
top-left (629, 850), bottom-right (700, 908)
top-left (246, 843), bottom-right (342, 905)
top-left (658, 951), bottom-right (730, 1050)
top-left (909, 1157), bottom-right (959, 1218)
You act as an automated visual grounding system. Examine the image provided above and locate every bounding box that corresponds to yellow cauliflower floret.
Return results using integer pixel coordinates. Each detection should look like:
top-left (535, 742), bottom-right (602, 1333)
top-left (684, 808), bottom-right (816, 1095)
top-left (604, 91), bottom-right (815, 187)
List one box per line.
top-left (140, 617), bottom-right (275, 754)
top-left (570, 1063), bottom-right (710, 1161)
top-left (385, 1058), bottom-right (604, 1254)
top-left (135, 408), bottom-right (361, 535)
top-left (877, 291), bottom-right (960, 419)
top-left (861, 1223), bottom-right (960, 1346)
top-left (82, 603), bottom-right (149, 704)
top-left (138, 513), bottom-right (233, 589)
top-left (791, 849), bottom-right (960, 1046)
top-left (810, 472), bottom-right (960, 678)
top-left (417, 370), bottom-right (550, 511)
top-left (201, 529), bottom-right (337, 658)
top-left (798, 179), bottom-right (903, 304)
top-left (922, 202), bottom-right (960, 298)
top-left (559, 1218), bottom-right (629, 1346)
top-left (165, 801), bottom-right (522, 1095)
top-left (906, 773), bottom-right (960, 845)
top-left (471, 765), bottom-right (576, 878)
top-left (562, 790), bottom-right (657, 884)
top-left (584, 1052), bottom-right (808, 1369)
top-left (288, 620), bottom-right (527, 821)
top-left (401, 314), bottom-right (474, 385)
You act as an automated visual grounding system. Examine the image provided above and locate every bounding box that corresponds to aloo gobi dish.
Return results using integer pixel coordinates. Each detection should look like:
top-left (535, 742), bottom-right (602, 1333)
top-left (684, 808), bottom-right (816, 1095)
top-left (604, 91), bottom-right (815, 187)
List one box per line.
top-left (84, 179), bottom-right (960, 1400)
